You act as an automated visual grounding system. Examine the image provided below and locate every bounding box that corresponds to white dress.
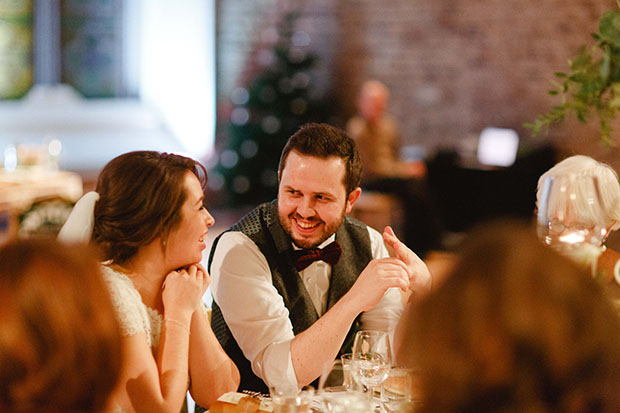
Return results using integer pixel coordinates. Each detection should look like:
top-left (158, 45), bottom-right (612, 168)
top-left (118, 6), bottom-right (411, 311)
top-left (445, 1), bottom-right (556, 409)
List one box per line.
top-left (101, 265), bottom-right (163, 353)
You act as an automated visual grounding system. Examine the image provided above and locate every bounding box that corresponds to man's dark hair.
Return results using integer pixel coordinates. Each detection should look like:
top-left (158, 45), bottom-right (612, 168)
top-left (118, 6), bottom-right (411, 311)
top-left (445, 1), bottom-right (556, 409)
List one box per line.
top-left (278, 123), bottom-right (362, 195)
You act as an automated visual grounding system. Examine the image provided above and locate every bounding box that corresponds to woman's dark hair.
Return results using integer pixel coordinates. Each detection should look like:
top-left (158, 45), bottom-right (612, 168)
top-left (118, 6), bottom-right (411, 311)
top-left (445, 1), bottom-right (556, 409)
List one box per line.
top-left (278, 123), bottom-right (362, 195)
top-left (93, 151), bottom-right (207, 264)
top-left (0, 239), bottom-right (121, 412)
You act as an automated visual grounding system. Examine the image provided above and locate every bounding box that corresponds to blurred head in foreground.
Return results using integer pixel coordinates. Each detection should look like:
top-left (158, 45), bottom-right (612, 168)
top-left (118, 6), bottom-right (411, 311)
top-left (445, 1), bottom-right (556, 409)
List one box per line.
top-left (0, 239), bottom-right (121, 413)
top-left (403, 220), bottom-right (620, 413)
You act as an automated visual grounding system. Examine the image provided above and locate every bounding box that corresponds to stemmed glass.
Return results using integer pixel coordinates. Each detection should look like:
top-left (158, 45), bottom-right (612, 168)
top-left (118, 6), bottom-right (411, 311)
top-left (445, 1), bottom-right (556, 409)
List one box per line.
top-left (350, 330), bottom-right (392, 407)
top-left (537, 174), bottom-right (608, 254)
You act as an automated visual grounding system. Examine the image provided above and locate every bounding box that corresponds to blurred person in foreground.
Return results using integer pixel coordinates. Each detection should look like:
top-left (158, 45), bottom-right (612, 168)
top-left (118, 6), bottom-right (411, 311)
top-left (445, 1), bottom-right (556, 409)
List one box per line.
top-left (346, 79), bottom-right (442, 258)
top-left (395, 220), bottom-right (620, 413)
top-left (536, 155), bottom-right (620, 293)
top-left (209, 123), bottom-right (431, 393)
top-left (0, 239), bottom-right (121, 413)
top-left (59, 151), bottom-right (239, 412)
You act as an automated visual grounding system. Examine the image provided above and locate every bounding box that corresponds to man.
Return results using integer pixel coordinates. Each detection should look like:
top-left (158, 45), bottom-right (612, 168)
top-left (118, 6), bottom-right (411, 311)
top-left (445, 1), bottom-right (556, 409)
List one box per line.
top-left (209, 123), bottom-right (431, 393)
top-left (347, 80), bottom-right (442, 257)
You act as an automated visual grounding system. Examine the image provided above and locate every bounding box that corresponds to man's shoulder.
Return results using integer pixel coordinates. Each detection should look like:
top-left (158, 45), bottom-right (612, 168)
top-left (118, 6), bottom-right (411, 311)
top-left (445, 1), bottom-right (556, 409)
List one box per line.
top-left (382, 115), bottom-right (400, 133)
top-left (343, 214), bottom-right (368, 230)
top-left (228, 202), bottom-right (276, 235)
top-left (208, 203), bottom-right (274, 268)
top-left (343, 216), bottom-right (385, 251)
top-left (342, 215), bottom-right (379, 242)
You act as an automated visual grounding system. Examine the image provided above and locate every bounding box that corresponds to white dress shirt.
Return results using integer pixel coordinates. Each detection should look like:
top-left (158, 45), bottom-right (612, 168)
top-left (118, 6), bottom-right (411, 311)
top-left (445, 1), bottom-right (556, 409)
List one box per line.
top-left (210, 225), bottom-right (404, 389)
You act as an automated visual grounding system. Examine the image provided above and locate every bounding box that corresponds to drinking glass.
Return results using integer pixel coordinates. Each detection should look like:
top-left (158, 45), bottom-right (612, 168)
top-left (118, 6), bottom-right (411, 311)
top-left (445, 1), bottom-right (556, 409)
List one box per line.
top-left (380, 367), bottom-right (414, 413)
top-left (319, 359), bottom-right (347, 391)
top-left (340, 353), bottom-right (361, 391)
top-left (269, 385), bottom-right (314, 413)
top-left (320, 389), bottom-right (372, 413)
top-left (318, 359), bottom-right (371, 412)
top-left (537, 174), bottom-right (608, 253)
top-left (350, 330), bottom-right (392, 405)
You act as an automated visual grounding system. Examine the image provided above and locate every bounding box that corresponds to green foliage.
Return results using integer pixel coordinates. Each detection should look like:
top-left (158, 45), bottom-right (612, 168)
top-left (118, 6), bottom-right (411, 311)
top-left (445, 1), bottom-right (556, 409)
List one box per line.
top-left (525, 9), bottom-right (620, 145)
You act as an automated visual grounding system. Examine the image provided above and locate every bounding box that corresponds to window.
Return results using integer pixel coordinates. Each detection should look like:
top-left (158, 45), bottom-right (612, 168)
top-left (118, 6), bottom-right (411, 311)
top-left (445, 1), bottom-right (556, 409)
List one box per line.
top-left (0, 0), bottom-right (215, 162)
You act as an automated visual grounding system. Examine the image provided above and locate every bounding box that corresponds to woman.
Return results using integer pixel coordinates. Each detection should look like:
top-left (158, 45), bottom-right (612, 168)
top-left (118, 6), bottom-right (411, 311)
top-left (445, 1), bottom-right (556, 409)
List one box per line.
top-left (396, 220), bottom-right (620, 412)
top-left (59, 151), bottom-right (240, 412)
top-left (536, 155), bottom-right (620, 279)
top-left (0, 239), bottom-right (121, 412)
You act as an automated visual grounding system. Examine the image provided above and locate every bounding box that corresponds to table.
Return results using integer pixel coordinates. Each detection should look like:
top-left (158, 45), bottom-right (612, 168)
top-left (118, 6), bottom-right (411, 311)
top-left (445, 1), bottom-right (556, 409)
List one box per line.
top-left (0, 168), bottom-right (83, 241)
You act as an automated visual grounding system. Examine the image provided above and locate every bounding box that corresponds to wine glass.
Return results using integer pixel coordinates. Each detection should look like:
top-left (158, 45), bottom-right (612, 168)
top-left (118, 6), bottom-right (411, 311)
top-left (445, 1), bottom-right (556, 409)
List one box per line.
top-left (537, 174), bottom-right (608, 254)
top-left (350, 330), bottom-right (392, 406)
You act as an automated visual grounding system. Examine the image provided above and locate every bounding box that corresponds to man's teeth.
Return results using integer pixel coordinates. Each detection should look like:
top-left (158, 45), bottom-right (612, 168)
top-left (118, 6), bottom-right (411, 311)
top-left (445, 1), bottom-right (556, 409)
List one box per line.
top-left (297, 221), bottom-right (317, 229)
top-left (199, 237), bottom-right (204, 242)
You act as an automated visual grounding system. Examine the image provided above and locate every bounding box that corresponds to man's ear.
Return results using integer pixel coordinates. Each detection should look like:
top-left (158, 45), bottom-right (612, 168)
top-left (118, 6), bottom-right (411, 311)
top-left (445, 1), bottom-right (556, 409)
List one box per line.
top-left (345, 187), bottom-right (362, 214)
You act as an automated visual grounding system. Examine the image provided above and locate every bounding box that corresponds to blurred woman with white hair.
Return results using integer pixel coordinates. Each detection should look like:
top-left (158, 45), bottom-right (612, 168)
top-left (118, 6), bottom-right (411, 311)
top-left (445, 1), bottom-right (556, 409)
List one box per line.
top-left (536, 154), bottom-right (620, 288)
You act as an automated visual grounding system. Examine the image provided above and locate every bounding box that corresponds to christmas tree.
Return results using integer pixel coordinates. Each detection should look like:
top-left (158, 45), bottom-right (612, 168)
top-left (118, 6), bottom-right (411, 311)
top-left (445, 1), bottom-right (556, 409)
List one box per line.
top-left (213, 11), bottom-right (329, 206)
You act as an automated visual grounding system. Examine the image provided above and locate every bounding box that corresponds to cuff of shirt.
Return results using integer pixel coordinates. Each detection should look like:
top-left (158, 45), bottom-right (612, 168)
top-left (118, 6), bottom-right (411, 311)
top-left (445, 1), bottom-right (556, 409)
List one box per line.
top-left (253, 338), bottom-right (299, 390)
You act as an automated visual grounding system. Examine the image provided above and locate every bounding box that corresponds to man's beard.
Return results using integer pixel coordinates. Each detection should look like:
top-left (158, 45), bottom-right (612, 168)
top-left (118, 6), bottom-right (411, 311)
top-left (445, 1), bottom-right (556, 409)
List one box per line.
top-left (279, 206), bottom-right (347, 249)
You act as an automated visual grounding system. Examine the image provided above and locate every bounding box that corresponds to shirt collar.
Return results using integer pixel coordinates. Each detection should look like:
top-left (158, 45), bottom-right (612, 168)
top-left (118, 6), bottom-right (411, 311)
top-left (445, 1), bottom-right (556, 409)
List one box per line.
top-left (291, 233), bottom-right (336, 251)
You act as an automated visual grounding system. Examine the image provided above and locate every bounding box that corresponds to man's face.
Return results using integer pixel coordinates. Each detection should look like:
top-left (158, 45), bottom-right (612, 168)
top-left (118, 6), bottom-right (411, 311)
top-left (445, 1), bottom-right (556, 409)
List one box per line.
top-left (359, 90), bottom-right (387, 122)
top-left (278, 151), bottom-right (359, 248)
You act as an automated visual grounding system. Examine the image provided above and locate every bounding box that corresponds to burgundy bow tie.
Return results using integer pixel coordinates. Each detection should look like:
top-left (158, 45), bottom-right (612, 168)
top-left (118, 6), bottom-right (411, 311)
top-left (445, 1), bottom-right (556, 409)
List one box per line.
top-left (292, 240), bottom-right (342, 271)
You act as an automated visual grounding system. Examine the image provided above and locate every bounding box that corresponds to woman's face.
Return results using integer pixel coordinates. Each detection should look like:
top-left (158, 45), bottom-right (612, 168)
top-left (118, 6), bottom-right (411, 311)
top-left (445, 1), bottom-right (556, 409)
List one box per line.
top-left (165, 172), bottom-right (214, 269)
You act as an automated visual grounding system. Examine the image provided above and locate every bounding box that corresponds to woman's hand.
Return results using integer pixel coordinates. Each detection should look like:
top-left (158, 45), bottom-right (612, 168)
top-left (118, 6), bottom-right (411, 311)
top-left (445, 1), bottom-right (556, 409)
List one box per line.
top-left (194, 263), bottom-right (211, 298)
top-left (162, 265), bottom-right (205, 319)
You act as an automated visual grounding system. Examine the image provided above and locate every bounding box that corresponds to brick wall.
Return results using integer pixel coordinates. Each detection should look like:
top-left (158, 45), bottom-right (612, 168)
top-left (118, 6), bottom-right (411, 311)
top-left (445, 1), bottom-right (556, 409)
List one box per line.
top-left (216, 0), bottom-right (620, 166)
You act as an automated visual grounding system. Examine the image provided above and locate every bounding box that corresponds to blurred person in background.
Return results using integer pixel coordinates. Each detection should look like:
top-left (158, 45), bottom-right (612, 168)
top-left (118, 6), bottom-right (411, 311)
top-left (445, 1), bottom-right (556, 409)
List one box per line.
top-left (536, 155), bottom-right (620, 298)
top-left (59, 151), bottom-right (239, 412)
top-left (347, 80), bottom-right (442, 258)
top-left (0, 239), bottom-right (121, 413)
top-left (395, 220), bottom-right (620, 412)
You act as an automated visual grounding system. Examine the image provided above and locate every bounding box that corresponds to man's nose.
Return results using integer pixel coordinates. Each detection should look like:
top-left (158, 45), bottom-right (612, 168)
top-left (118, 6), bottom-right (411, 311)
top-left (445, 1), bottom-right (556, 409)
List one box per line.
top-left (296, 197), bottom-right (316, 218)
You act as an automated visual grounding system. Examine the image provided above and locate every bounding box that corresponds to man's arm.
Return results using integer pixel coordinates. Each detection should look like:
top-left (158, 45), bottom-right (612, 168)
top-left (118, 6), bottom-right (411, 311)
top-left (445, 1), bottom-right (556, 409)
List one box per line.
top-left (290, 256), bottom-right (410, 386)
top-left (359, 226), bottom-right (406, 338)
top-left (383, 225), bottom-right (435, 366)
